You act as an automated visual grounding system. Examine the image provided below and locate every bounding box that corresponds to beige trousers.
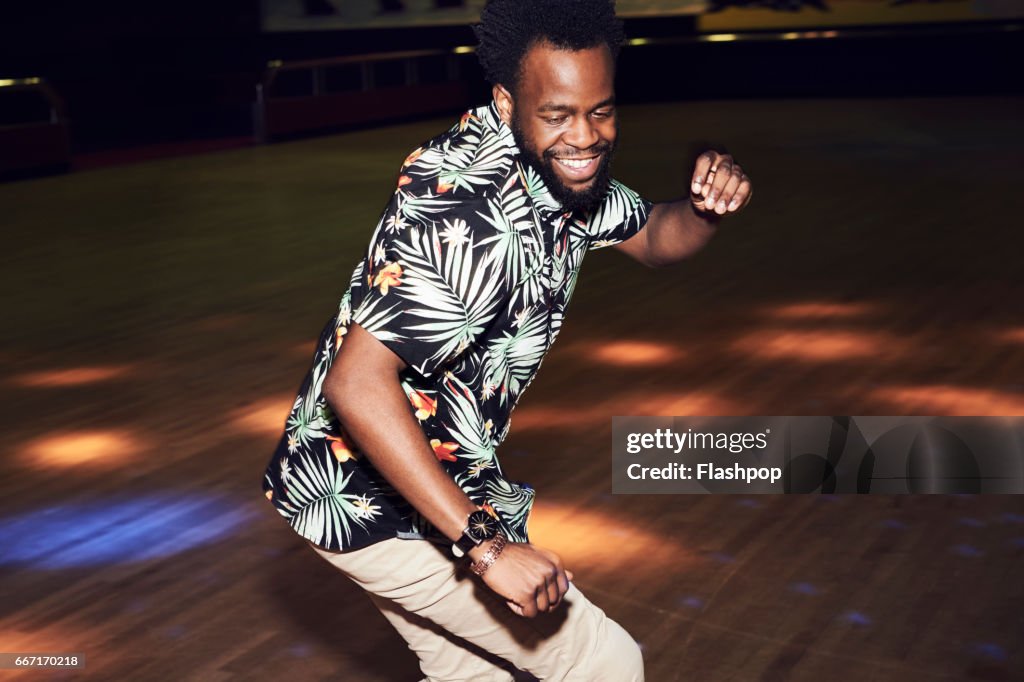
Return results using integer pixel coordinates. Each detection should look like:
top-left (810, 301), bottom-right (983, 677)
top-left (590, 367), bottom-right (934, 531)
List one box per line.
top-left (309, 537), bottom-right (644, 682)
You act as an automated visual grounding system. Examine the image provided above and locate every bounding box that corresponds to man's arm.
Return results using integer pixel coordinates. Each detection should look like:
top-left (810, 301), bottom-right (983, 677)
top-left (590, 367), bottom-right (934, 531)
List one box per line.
top-left (613, 199), bottom-right (719, 268)
top-left (613, 151), bottom-right (752, 268)
top-left (322, 322), bottom-right (572, 617)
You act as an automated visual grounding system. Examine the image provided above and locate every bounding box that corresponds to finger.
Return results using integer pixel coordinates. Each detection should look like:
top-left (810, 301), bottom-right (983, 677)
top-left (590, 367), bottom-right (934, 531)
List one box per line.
top-left (533, 584), bottom-right (550, 615)
top-left (715, 168), bottom-right (744, 215)
top-left (520, 592), bottom-right (538, 619)
top-left (566, 569), bottom-right (574, 582)
top-left (546, 573), bottom-right (561, 611)
top-left (704, 158), bottom-right (734, 211)
top-left (555, 569), bottom-right (570, 601)
top-left (506, 600), bottom-right (525, 616)
top-left (691, 151), bottom-right (716, 194)
top-left (728, 179), bottom-right (753, 212)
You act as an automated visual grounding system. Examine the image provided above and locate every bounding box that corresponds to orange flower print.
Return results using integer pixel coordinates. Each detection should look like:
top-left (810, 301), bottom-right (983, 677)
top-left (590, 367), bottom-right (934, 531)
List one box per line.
top-left (373, 262), bottom-right (403, 295)
top-left (481, 502), bottom-right (498, 519)
top-left (334, 324), bottom-right (348, 351)
top-left (397, 175), bottom-right (413, 188)
top-left (459, 111), bottom-right (477, 132)
top-left (430, 439), bottom-right (459, 462)
top-left (265, 489), bottom-right (273, 500)
top-left (437, 180), bottom-right (454, 194)
top-left (409, 390), bottom-right (437, 421)
top-left (402, 146), bottom-right (424, 168)
top-left (325, 434), bottom-right (357, 462)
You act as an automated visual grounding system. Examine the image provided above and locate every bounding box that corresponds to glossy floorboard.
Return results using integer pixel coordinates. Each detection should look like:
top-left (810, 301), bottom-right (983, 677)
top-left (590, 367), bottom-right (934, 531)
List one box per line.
top-left (1, 96), bottom-right (1023, 681)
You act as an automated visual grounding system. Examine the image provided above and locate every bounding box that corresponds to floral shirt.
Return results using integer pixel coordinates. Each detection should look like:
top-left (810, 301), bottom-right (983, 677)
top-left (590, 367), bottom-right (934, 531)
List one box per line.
top-left (262, 101), bottom-right (652, 552)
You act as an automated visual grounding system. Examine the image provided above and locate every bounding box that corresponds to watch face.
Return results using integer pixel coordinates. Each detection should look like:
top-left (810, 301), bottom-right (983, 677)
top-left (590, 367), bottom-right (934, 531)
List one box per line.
top-left (465, 510), bottom-right (500, 542)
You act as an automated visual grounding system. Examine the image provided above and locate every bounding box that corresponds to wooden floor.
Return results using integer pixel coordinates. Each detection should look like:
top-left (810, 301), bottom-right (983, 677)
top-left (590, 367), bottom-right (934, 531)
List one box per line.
top-left (1, 96), bottom-right (1023, 681)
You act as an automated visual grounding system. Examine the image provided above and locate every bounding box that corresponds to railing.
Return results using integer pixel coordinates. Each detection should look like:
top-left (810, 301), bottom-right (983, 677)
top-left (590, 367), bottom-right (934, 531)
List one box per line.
top-left (254, 47), bottom-right (475, 143)
top-left (0, 77), bottom-right (70, 175)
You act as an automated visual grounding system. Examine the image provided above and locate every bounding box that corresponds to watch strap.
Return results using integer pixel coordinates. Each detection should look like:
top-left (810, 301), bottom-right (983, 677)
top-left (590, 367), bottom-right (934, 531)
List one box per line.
top-left (469, 532), bottom-right (507, 576)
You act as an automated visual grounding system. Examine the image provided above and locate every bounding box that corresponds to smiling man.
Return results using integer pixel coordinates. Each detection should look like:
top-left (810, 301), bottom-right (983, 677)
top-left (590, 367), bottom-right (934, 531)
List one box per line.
top-left (261, 1), bottom-right (751, 680)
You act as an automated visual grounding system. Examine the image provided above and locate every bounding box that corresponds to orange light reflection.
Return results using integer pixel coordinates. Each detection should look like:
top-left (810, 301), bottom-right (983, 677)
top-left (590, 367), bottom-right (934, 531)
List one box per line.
top-left (0, 625), bottom-right (93, 658)
top-left (997, 327), bottom-right (1024, 344)
top-left (22, 431), bottom-right (141, 469)
top-left (12, 365), bottom-right (133, 388)
top-left (230, 395), bottom-right (296, 437)
top-left (512, 390), bottom-right (742, 432)
top-left (870, 385), bottom-right (1024, 415)
top-left (527, 500), bottom-right (699, 577)
top-left (732, 329), bottom-right (904, 362)
top-left (766, 301), bottom-right (876, 320)
top-left (575, 340), bottom-right (684, 367)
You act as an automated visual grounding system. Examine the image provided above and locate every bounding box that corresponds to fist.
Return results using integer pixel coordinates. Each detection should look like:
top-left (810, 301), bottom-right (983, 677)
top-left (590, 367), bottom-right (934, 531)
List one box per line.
top-left (690, 151), bottom-right (752, 216)
top-left (477, 541), bottom-right (574, 618)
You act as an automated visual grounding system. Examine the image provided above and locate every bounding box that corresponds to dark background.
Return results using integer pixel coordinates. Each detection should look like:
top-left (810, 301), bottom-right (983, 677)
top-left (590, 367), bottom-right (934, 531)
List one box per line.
top-left (1, 0), bottom-right (1021, 152)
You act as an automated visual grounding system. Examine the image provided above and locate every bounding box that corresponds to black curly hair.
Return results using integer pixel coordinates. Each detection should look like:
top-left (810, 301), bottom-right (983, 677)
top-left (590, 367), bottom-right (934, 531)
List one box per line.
top-left (473, 0), bottom-right (626, 93)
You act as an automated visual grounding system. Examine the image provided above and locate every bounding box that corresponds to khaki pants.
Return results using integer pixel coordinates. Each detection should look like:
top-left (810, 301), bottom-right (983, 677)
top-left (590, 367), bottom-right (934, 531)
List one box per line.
top-left (309, 537), bottom-right (645, 682)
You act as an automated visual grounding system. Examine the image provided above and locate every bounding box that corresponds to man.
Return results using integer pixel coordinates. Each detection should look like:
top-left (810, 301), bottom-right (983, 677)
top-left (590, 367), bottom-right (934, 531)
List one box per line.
top-left (261, 0), bottom-right (752, 679)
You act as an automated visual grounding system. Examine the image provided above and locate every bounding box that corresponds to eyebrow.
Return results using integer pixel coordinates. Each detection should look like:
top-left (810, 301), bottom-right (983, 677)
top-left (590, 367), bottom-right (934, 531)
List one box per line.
top-left (536, 97), bottom-right (617, 114)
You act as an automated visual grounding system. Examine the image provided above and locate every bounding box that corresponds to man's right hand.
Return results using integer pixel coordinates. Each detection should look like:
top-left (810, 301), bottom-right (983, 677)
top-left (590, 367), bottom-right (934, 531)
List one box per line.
top-left (473, 541), bottom-right (574, 617)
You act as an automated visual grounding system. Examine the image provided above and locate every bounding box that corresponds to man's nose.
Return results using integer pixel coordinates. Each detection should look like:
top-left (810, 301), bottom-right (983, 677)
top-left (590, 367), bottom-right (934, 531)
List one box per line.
top-left (562, 116), bottom-right (600, 152)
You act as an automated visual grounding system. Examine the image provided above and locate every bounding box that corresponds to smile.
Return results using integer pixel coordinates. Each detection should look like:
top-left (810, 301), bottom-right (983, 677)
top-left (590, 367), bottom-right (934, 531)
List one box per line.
top-left (555, 156), bottom-right (597, 170)
top-left (552, 154), bottom-right (602, 181)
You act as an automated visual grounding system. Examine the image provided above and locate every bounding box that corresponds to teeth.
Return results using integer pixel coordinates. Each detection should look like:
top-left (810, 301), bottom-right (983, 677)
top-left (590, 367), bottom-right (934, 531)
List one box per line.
top-left (557, 157), bottom-right (594, 170)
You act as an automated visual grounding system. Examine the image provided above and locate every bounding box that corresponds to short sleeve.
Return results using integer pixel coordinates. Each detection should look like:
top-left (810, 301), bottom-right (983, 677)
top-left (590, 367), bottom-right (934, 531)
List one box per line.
top-left (584, 180), bottom-right (655, 251)
top-left (351, 195), bottom-right (509, 378)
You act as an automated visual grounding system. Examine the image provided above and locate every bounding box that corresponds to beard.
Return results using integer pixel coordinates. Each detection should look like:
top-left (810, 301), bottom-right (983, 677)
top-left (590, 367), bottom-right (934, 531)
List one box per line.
top-left (510, 114), bottom-right (615, 215)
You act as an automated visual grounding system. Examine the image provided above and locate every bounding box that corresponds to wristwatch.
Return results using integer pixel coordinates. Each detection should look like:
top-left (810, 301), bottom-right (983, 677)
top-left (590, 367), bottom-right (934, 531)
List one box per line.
top-left (452, 508), bottom-right (500, 558)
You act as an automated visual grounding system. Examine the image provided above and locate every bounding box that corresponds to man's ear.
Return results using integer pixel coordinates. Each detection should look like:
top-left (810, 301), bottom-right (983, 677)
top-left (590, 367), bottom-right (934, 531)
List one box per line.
top-left (492, 84), bottom-right (513, 125)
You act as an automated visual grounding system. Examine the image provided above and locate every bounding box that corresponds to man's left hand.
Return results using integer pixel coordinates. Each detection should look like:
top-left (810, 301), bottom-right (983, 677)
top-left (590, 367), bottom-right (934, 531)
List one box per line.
top-left (690, 151), bottom-right (753, 217)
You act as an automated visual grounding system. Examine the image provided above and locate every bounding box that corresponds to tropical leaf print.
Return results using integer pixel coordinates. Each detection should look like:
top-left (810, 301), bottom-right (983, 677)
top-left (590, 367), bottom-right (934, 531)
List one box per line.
top-left (477, 173), bottom-right (542, 297)
top-left (585, 180), bottom-right (651, 249)
top-left (286, 447), bottom-right (383, 547)
top-left (261, 100), bottom-right (654, 553)
top-left (482, 304), bottom-right (550, 405)
top-left (434, 120), bottom-right (512, 194)
top-left (440, 372), bottom-right (496, 465)
top-left (483, 478), bottom-right (535, 543)
top-left (396, 190), bottom-right (460, 225)
top-left (390, 225), bottom-right (506, 371)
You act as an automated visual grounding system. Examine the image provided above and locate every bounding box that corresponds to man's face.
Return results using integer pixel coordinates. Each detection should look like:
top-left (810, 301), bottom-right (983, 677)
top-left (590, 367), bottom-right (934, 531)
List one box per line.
top-left (500, 41), bottom-right (618, 214)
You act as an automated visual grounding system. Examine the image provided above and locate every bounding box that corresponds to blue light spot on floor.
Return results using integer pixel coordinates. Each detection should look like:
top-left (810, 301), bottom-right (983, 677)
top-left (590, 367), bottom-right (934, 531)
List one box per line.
top-left (817, 495), bottom-right (841, 503)
top-left (957, 517), bottom-right (986, 528)
top-left (951, 544), bottom-right (984, 558)
top-left (881, 519), bottom-right (909, 530)
top-left (0, 492), bottom-right (255, 569)
top-left (1010, 537), bottom-right (1024, 549)
top-left (1002, 513), bottom-right (1024, 524)
top-left (709, 552), bottom-right (735, 564)
top-left (840, 611), bottom-right (872, 627)
top-left (288, 643), bottom-right (313, 658)
top-left (678, 596), bottom-right (704, 609)
top-left (789, 582), bottom-right (820, 596)
top-left (736, 499), bottom-right (761, 509)
top-left (969, 642), bottom-right (1008, 662)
